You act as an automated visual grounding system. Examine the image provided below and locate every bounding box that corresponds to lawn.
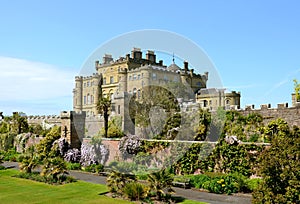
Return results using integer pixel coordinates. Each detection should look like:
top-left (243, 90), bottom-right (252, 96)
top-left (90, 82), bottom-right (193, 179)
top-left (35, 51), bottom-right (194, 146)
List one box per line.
top-left (0, 169), bottom-right (206, 204)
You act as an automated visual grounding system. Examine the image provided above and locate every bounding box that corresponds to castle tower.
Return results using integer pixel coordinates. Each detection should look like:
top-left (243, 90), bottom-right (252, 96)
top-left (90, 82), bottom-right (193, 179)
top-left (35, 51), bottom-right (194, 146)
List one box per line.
top-left (180, 61), bottom-right (191, 86)
top-left (73, 76), bottom-right (83, 112)
top-left (60, 111), bottom-right (86, 149)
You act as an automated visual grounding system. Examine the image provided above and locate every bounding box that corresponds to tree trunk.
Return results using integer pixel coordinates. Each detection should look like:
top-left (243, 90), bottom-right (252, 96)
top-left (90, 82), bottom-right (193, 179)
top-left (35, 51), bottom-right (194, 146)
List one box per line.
top-left (104, 111), bottom-right (108, 138)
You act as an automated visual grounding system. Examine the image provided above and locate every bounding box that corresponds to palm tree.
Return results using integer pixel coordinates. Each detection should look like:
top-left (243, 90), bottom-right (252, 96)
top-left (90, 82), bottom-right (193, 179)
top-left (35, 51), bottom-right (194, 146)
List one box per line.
top-left (19, 145), bottom-right (39, 173)
top-left (97, 96), bottom-right (111, 138)
top-left (106, 170), bottom-right (130, 194)
top-left (41, 157), bottom-right (68, 181)
top-left (147, 168), bottom-right (174, 200)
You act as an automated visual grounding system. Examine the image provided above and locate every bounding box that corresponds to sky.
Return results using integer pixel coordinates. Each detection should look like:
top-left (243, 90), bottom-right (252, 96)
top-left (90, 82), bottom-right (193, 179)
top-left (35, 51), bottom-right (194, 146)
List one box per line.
top-left (1, 0), bottom-right (300, 115)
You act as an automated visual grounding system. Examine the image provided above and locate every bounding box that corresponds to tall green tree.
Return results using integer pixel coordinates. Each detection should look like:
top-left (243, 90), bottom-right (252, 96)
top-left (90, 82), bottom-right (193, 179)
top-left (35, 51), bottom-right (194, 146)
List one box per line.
top-left (19, 145), bottom-right (39, 173)
top-left (252, 121), bottom-right (300, 203)
top-left (129, 85), bottom-right (180, 138)
top-left (97, 96), bottom-right (111, 138)
top-left (11, 112), bottom-right (29, 134)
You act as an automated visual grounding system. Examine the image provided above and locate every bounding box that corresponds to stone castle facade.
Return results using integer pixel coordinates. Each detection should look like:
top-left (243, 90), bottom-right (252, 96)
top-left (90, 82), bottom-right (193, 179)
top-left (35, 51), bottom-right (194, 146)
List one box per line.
top-left (73, 48), bottom-right (209, 117)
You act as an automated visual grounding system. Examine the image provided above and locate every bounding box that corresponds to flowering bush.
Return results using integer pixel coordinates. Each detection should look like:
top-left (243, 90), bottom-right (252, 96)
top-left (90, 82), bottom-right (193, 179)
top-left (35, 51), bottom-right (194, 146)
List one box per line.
top-left (118, 134), bottom-right (141, 159)
top-left (80, 142), bottom-right (109, 166)
top-left (64, 148), bottom-right (81, 163)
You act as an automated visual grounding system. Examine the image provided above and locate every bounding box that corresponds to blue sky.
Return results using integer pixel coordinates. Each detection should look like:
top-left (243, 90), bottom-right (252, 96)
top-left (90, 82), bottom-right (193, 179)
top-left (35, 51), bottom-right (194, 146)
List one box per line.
top-left (1, 0), bottom-right (300, 115)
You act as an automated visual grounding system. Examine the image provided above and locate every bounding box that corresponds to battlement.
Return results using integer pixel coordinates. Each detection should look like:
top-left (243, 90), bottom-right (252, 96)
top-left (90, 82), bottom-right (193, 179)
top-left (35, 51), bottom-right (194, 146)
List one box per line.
top-left (238, 102), bottom-right (300, 127)
top-left (243, 102), bottom-right (291, 111)
top-left (27, 114), bottom-right (61, 126)
top-left (27, 115), bottom-right (61, 120)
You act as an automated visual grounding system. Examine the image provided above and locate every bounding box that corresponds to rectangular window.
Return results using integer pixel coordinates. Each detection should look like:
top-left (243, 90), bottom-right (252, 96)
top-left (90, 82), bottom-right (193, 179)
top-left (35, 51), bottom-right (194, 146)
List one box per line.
top-left (84, 96), bottom-right (86, 105)
top-left (118, 105), bottom-right (120, 114)
top-left (138, 74), bottom-right (140, 80)
top-left (110, 76), bottom-right (114, 84)
top-left (152, 73), bottom-right (157, 80)
top-left (103, 78), bottom-right (106, 85)
top-left (133, 74), bottom-right (137, 80)
top-left (129, 75), bottom-right (132, 80)
top-left (84, 83), bottom-right (86, 87)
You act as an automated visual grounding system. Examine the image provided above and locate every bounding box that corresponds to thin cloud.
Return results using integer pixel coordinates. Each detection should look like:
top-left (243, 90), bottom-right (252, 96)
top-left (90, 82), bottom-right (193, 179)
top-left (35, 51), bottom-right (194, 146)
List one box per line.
top-left (0, 56), bottom-right (76, 101)
top-left (264, 68), bottom-right (300, 97)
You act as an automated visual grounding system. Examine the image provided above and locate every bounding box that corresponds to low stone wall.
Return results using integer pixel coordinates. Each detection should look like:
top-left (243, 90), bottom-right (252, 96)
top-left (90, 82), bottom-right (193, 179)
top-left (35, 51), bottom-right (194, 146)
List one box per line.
top-left (82, 138), bottom-right (121, 165)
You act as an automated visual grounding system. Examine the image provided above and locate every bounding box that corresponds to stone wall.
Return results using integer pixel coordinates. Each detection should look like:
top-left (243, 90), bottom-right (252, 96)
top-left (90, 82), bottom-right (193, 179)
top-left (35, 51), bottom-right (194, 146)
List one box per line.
top-left (27, 115), bottom-right (61, 126)
top-left (82, 138), bottom-right (121, 165)
top-left (239, 103), bottom-right (300, 127)
top-left (85, 115), bottom-right (104, 137)
top-left (60, 111), bottom-right (86, 149)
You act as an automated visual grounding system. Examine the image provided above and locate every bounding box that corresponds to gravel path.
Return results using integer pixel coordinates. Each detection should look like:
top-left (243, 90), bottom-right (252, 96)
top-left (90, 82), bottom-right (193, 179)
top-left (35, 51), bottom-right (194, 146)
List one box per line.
top-left (2, 162), bottom-right (251, 204)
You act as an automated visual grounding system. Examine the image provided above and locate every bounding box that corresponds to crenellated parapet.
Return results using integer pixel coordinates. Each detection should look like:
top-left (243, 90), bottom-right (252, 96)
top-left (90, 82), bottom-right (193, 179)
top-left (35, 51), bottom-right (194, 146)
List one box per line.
top-left (27, 115), bottom-right (61, 126)
top-left (239, 102), bottom-right (300, 127)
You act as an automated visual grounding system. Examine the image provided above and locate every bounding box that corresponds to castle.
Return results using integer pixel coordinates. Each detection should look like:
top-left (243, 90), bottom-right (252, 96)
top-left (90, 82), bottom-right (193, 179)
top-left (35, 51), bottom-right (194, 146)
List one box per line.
top-left (72, 48), bottom-right (241, 135)
top-left (73, 48), bottom-right (209, 116)
top-left (11, 48), bottom-right (299, 149)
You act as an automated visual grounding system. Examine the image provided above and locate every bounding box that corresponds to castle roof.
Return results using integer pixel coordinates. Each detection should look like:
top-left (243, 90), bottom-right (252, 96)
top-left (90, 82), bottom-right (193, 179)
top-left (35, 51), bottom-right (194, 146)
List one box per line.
top-left (167, 63), bottom-right (181, 72)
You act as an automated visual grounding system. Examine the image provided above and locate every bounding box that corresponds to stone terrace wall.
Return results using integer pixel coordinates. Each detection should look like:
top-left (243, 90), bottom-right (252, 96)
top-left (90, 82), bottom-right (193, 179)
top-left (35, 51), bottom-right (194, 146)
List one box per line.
top-left (82, 138), bottom-right (120, 165)
top-left (239, 103), bottom-right (300, 127)
top-left (85, 115), bottom-right (104, 137)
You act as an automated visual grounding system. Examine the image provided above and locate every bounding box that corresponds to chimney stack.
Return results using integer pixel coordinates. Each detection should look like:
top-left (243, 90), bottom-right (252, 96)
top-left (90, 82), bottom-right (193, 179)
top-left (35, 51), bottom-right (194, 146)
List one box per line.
top-left (184, 61), bottom-right (189, 73)
top-left (146, 50), bottom-right (156, 63)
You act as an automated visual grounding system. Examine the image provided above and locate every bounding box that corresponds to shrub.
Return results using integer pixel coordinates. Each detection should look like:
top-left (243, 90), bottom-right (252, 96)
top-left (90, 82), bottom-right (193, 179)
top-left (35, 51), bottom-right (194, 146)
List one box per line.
top-left (83, 164), bottom-right (104, 173)
top-left (0, 148), bottom-right (20, 162)
top-left (122, 182), bottom-right (149, 201)
top-left (0, 133), bottom-right (16, 151)
top-left (190, 174), bottom-right (210, 188)
top-left (15, 172), bottom-right (76, 184)
top-left (252, 123), bottom-right (300, 204)
top-left (108, 161), bottom-right (138, 173)
top-left (191, 173), bottom-right (251, 195)
top-left (202, 176), bottom-right (238, 195)
top-left (245, 178), bottom-right (261, 192)
top-left (66, 162), bottom-right (81, 170)
top-left (136, 173), bottom-right (148, 180)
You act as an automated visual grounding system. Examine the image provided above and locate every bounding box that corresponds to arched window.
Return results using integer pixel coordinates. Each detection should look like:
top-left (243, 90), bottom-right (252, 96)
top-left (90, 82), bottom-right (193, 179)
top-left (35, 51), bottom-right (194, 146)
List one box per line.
top-left (226, 99), bottom-right (230, 105)
top-left (138, 89), bottom-right (141, 99)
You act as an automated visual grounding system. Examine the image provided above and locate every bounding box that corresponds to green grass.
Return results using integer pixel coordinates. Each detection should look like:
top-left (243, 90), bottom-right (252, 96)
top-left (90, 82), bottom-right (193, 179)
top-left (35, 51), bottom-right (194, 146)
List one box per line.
top-left (0, 169), bottom-right (130, 204)
top-left (0, 169), bottom-right (206, 204)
